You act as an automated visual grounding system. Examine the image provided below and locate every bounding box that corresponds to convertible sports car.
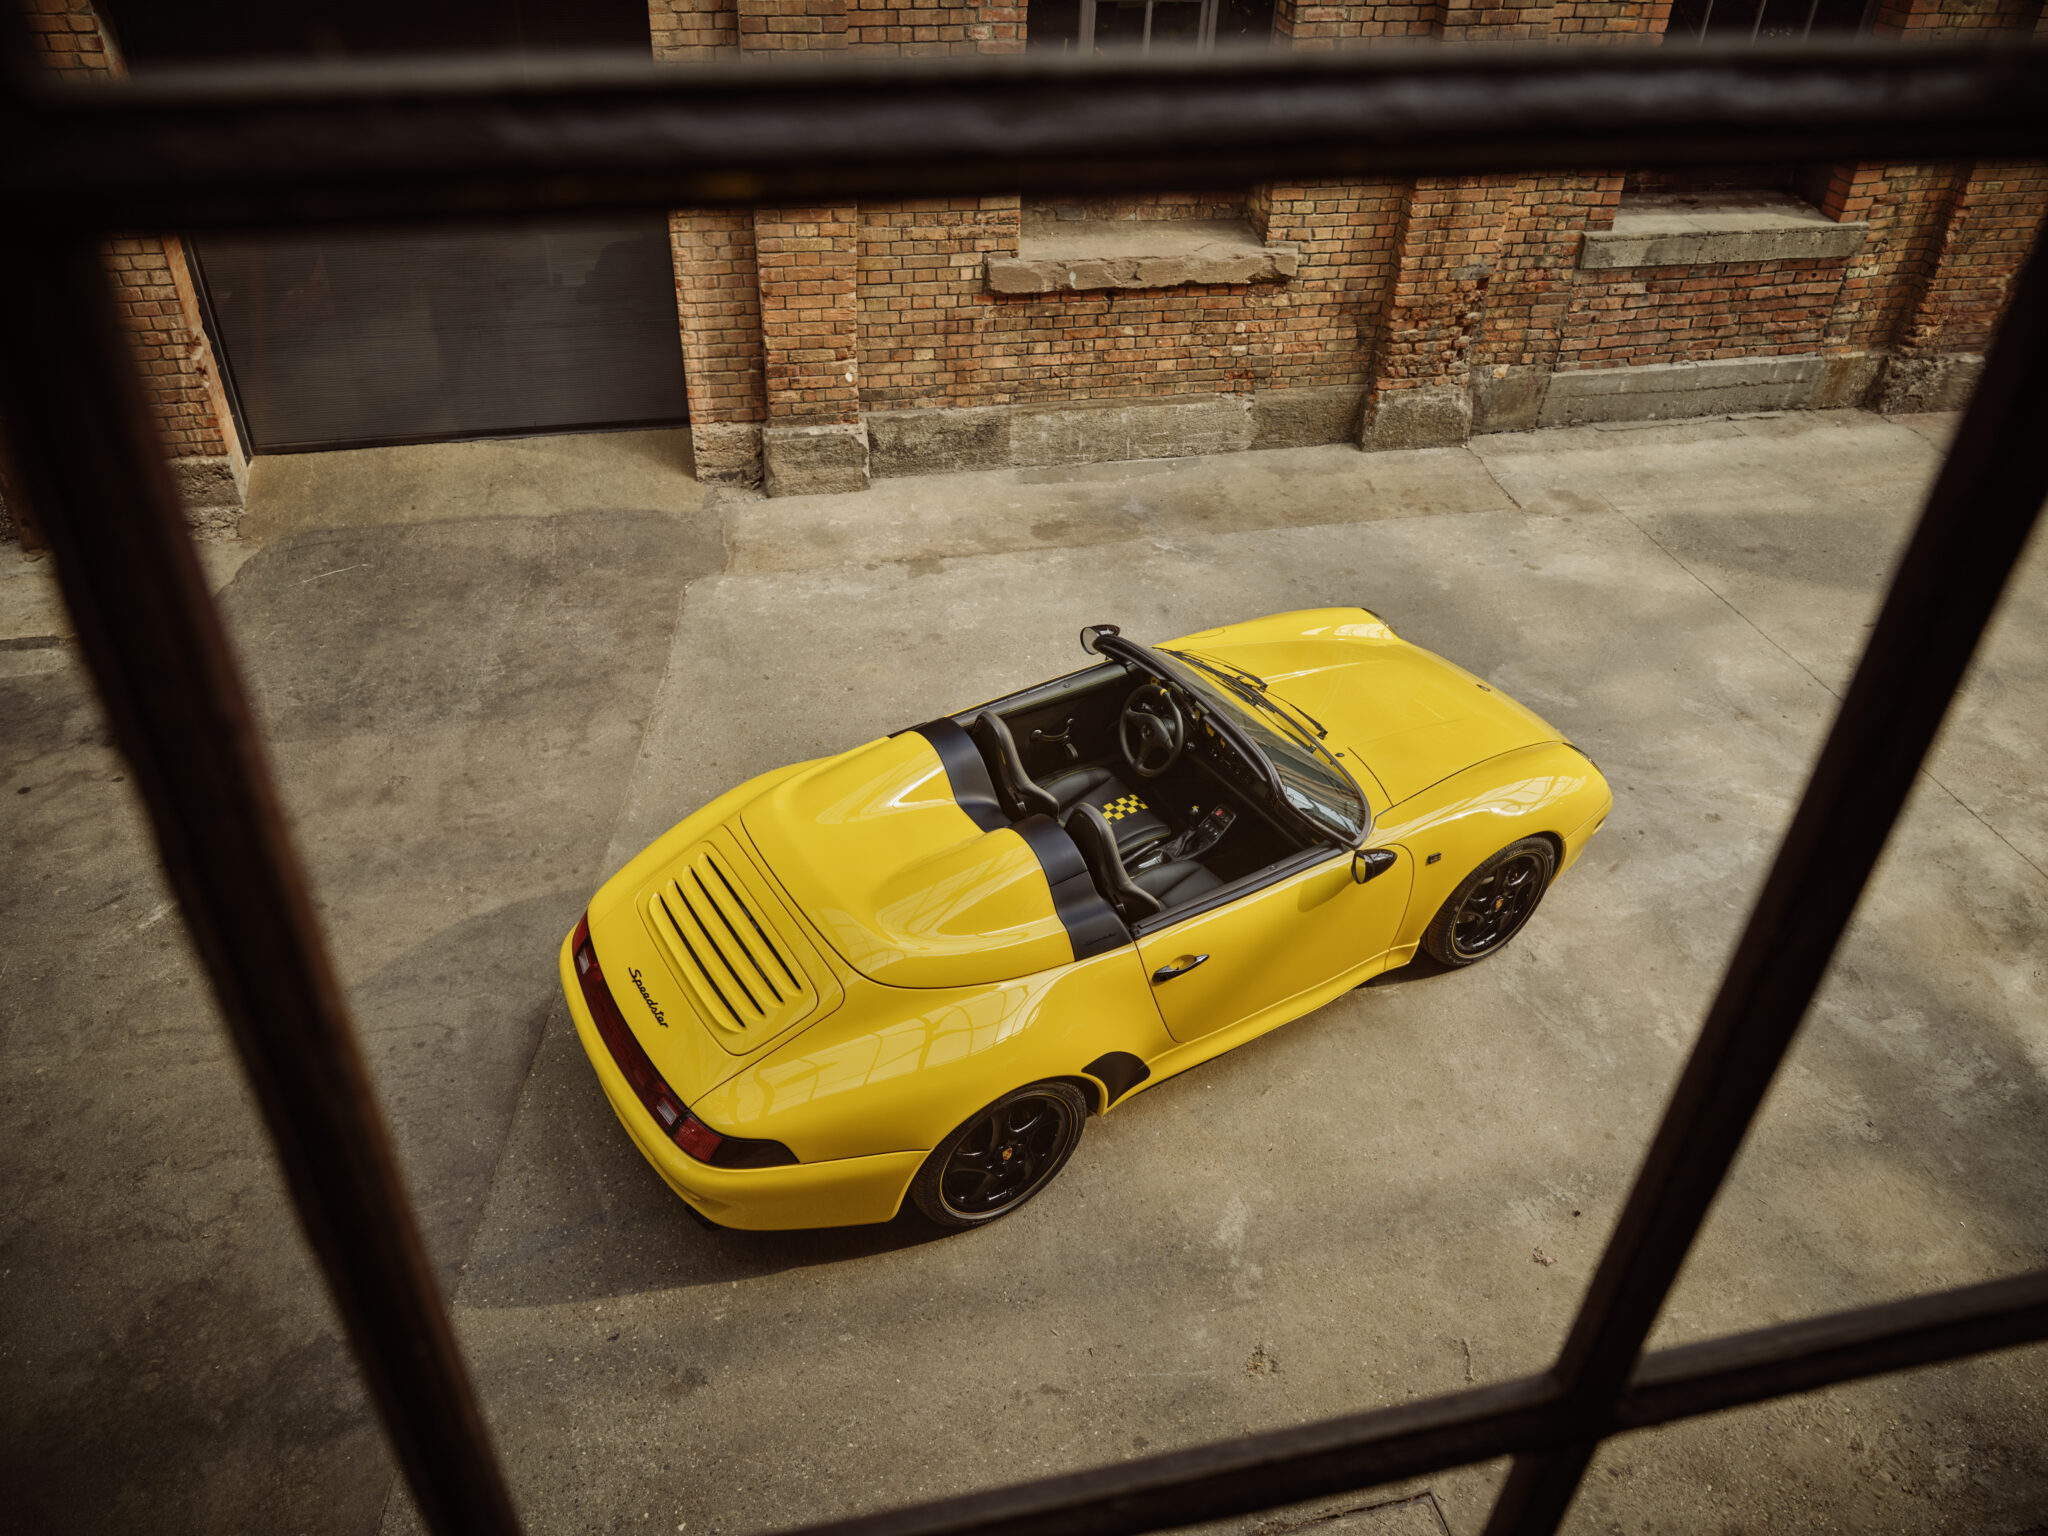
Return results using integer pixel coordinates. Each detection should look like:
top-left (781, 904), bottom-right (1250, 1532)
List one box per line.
top-left (561, 609), bottom-right (1611, 1231)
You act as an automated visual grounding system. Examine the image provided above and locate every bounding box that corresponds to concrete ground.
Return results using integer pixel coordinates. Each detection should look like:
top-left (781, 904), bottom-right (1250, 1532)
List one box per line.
top-left (2, 411), bottom-right (2044, 1536)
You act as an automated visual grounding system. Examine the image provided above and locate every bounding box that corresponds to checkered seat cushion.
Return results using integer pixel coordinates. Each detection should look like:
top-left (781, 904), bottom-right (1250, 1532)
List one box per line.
top-left (1041, 766), bottom-right (1171, 856)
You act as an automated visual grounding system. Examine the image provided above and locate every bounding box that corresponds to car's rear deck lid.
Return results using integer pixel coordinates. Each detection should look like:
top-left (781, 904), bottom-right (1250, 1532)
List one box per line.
top-left (641, 827), bottom-right (840, 1055)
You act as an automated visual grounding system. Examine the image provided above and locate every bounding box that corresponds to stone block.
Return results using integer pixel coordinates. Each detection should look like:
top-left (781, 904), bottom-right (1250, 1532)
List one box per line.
top-left (170, 455), bottom-right (245, 539)
top-left (1581, 192), bottom-right (1868, 270)
top-left (1250, 385), bottom-right (1365, 449)
top-left (1877, 351), bottom-right (1984, 414)
top-left (1470, 367), bottom-right (1550, 434)
top-left (1538, 356), bottom-right (1829, 428)
top-left (988, 218), bottom-right (1299, 295)
top-left (867, 408), bottom-right (1010, 477)
top-left (691, 422), bottom-right (764, 487)
top-left (1360, 387), bottom-right (1471, 452)
top-left (761, 422), bottom-right (870, 498)
top-left (1009, 395), bottom-right (1255, 467)
top-left (989, 247), bottom-right (1298, 294)
top-left (1815, 351), bottom-right (1884, 410)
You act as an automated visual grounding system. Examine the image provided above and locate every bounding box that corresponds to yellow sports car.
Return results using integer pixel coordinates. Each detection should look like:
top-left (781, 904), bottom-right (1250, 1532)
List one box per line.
top-left (562, 609), bottom-right (1611, 1231)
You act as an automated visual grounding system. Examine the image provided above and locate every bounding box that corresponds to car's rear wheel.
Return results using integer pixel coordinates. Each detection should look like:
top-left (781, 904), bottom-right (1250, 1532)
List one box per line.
top-left (911, 1082), bottom-right (1087, 1230)
top-left (1422, 836), bottom-right (1557, 967)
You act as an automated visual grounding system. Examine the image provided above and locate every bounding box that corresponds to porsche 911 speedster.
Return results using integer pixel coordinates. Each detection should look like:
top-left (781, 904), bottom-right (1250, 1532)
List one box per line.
top-left (561, 609), bottom-right (1611, 1231)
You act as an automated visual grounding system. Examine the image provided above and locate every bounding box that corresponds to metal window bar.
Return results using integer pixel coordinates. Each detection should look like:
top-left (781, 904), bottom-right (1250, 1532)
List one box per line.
top-left (2, 32), bottom-right (2047, 1536)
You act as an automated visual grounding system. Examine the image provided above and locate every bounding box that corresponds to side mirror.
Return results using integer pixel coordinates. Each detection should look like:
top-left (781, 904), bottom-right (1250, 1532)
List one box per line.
top-left (1352, 848), bottom-right (1397, 884)
top-left (1079, 623), bottom-right (1120, 655)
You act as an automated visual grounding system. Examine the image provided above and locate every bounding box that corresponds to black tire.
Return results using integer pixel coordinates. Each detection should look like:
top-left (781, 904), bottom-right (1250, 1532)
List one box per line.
top-left (910, 1082), bottom-right (1087, 1231)
top-left (1421, 836), bottom-right (1557, 967)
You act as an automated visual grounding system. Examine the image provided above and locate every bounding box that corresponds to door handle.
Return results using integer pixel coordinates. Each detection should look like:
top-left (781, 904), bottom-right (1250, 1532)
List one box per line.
top-left (1151, 953), bottom-right (1209, 984)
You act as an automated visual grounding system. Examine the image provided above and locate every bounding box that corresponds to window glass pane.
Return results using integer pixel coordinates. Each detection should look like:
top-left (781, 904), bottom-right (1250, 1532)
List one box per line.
top-left (1093, 0), bottom-right (1151, 50)
top-left (1148, 0), bottom-right (1207, 48)
top-left (1025, 0), bottom-right (1082, 52)
top-left (1667, 0), bottom-right (1867, 38)
top-left (1215, 0), bottom-right (1276, 45)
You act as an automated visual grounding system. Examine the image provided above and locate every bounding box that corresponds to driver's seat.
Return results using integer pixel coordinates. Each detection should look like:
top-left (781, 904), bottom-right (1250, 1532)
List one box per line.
top-left (969, 712), bottom-right (1170, 856)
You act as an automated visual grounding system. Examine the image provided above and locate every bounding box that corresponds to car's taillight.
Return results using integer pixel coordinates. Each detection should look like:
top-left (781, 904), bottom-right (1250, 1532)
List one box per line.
top-left (571, 913), bottom-right (796, 1169)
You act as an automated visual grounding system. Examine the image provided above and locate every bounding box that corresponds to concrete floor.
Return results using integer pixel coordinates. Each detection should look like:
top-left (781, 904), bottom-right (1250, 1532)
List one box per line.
top-left (2, 412), bottom-right (2044, 1536)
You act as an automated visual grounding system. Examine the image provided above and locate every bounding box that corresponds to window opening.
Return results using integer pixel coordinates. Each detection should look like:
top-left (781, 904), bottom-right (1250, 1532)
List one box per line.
top-left (1667, 0), bottom-right (1872, 41)
top-left (1027, 0), bottom-right (1274, 52)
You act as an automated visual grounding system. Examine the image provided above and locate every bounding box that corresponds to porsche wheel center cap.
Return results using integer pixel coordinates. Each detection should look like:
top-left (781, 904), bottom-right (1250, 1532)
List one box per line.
top-left (1000, 1146), bottom-right (1014, 1161)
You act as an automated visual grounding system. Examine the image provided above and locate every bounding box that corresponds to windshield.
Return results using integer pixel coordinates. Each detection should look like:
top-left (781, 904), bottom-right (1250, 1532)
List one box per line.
top-left (1152, 648), bottom-right (1371, 844)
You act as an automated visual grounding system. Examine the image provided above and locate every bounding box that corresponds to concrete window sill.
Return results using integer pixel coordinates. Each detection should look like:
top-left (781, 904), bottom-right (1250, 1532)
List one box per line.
top-left (987, 218), bottom-right (1299, 295)
top-left (1579, 191), bottom-right (1868, 270)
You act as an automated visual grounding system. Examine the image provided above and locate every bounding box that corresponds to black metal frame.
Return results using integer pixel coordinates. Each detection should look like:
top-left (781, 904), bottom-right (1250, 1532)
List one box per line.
top-left (1, 24), bottom-right (2045, 1536)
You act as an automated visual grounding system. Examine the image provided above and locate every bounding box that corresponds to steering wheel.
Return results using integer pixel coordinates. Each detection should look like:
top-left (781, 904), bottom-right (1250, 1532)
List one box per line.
top-left (1120, 684), bottom-right (1187, 780)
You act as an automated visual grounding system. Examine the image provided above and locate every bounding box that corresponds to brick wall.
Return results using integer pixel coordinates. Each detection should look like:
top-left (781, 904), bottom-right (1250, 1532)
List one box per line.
top-left (855, 184), bottom-right (1404, 410)
top-left (1912, 162), bottom-right (2048, 355)
top-left (756, 206), bottom-right (864, 424)
top-left (1557, 259), bottom-right (1849, 369)
top-left (649, 0), bottom-right (741, 56)
top-left (652, 0), bottom-right (2040, 484)
top-left (11, 0), bottom-right (244, 536)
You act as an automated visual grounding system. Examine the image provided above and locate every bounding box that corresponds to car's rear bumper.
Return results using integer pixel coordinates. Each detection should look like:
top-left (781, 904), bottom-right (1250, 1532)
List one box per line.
top-left (559, 930), bottom-right (924, 1231)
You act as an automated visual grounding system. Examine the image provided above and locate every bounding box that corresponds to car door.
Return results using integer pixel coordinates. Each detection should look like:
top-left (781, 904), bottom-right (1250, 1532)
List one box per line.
top-left (1135, 850), bottom-right (1411, 1046)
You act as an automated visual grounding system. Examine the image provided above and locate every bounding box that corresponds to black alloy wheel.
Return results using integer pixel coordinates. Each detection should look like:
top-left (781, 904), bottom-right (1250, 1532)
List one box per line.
top-left (1422, 836), bottom-right (1558, 967)
top-left (911, 1082), bottom-right (1087, 1230)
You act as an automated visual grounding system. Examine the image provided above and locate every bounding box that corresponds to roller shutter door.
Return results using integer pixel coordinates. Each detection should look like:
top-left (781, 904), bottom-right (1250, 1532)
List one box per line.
top-left (193, 221), bottom-right (689, 452)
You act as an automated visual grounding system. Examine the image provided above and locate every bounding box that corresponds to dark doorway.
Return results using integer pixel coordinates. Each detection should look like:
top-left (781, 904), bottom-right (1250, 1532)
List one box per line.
top-left (190, 224), bottom-right (689, 452)
top-left (98, 0), bottom-right (688, 452)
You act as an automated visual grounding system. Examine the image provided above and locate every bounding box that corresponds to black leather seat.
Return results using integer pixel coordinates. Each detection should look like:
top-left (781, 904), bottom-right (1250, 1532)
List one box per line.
top-left (1068, 804), bottom-right (1223, 922)
top-left (970, 712), bottom-right (1170, 856)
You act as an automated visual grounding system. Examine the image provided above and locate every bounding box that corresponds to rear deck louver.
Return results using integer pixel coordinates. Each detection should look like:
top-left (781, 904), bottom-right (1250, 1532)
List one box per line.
top-left (647, 843), bottom-right (819, 1040)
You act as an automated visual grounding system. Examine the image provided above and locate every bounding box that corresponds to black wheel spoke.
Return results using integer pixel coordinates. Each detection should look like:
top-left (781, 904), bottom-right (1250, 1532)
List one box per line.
top-left (1448, 848), bottom-right (1549, 959)
top-left (938, 1092), bottom-right (1076, 1220)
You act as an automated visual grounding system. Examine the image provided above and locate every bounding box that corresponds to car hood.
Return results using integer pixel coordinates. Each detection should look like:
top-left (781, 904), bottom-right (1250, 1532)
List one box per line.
top-left (1172, 612), bottom-right (1561, 809)
top-left (742, 733), bottom-right (1075, 988)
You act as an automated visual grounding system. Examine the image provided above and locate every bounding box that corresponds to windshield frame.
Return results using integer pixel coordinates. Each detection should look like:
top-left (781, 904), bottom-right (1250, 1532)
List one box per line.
top-left (1092, 633), bottom-right (1373, 847)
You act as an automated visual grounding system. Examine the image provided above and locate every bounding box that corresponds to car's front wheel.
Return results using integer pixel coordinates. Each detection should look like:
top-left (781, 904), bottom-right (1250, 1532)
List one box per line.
top-left (1422, 836), bottom-right (1557, 966)
top-left (910, 1082), bottom-right (1087, 1230)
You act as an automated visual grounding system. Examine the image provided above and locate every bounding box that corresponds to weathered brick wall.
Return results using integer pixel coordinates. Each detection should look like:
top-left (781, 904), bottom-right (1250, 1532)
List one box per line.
top-left (855, 184), bottom-right (1403, 410)
top-left (849, 0), bottom-right (1024, 50)
top-left (11, 0), bottom-right (243, 535)
top-left (737, 0), bottom-right (849, 50)
top-left (649, 0), bottom-right (741, 57)
top-left (1472, 174), bottom-right (1625, 369)
top-left (648, 0), bottom-right (2040, 481)
top-left (1556, 259), bottom-right (1850, 369)
top-left (1910, 161), bottom-right (2048, 355)
top-left (756, 206), bottom-right (864, 424)
top-left (670, 210), bottom-right (768, 427)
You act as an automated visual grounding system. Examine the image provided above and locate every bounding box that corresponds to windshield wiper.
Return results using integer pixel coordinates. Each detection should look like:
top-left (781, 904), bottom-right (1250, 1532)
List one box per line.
top-left (1173, 648), bottom-right (1330, 740)
top-left (1184, 652), bottom-right (1267, 694)
top-left (1261, 690), bottom-right (1329, 741)
top-left (1170, 651), bottom-right (1267, 710)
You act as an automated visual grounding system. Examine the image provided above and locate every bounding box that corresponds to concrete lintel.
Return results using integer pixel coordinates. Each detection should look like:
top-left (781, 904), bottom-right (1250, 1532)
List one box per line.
top-left (988, 246), bottom-right (1299, 295)
top-left (1581, 198), bottom-right (1868, 269)
top-left (761, 422), bottom-right (870, 498)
